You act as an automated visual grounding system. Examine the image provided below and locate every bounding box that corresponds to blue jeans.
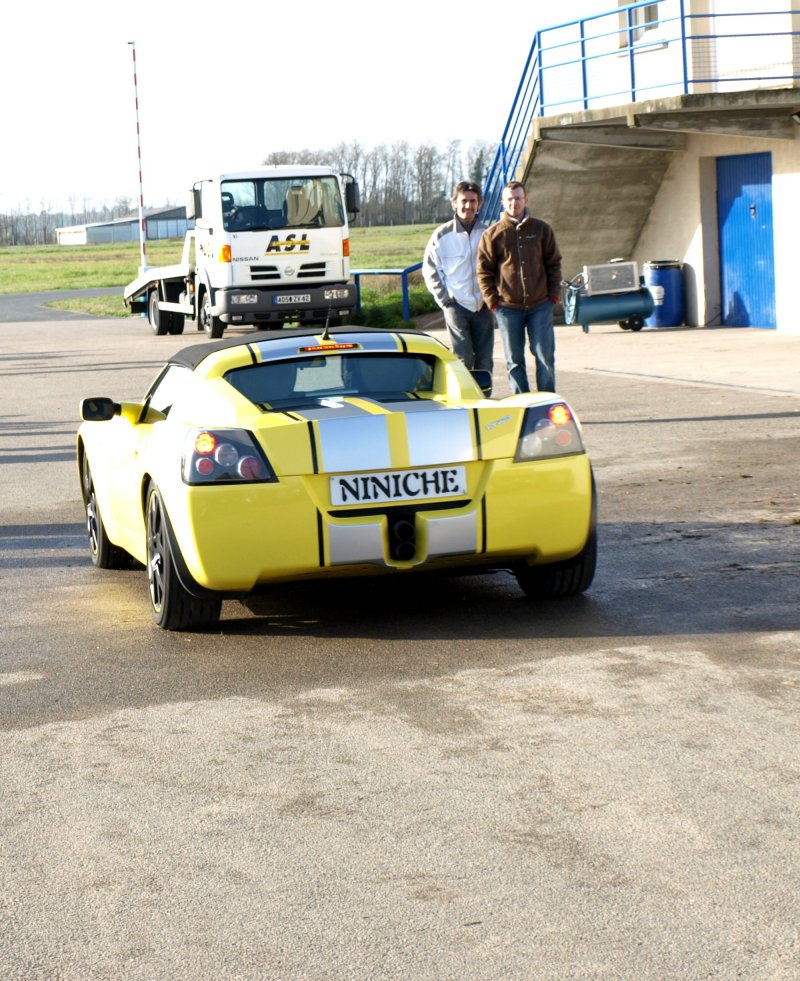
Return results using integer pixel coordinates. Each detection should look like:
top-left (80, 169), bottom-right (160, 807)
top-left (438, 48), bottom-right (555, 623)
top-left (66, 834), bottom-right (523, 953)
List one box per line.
top-left (495, 300), bottom-right (556, 394)
top-left (443, 302), bottom-right (495, 377)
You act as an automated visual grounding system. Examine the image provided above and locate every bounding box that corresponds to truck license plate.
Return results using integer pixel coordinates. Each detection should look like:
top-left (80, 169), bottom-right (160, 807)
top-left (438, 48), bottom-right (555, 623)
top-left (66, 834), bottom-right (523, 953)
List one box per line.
top-left (275, 294), bottom-right (311, 305)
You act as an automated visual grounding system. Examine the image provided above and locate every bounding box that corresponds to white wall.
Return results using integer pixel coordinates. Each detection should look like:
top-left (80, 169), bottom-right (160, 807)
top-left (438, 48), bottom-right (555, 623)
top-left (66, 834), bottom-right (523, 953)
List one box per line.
top-left (632, 128), bottom-right (800, 333)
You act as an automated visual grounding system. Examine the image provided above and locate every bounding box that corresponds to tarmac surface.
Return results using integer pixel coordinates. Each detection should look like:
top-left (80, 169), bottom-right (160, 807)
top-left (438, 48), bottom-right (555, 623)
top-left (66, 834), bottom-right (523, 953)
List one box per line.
top-left (1, 309), bottom-right (799, 980)
top-left (419, 312), bottom-right (800, 401)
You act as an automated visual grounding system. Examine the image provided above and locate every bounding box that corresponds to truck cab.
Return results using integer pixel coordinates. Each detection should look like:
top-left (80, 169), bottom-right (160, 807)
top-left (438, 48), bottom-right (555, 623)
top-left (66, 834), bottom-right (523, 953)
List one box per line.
top-left (124, 165), bottom-right (360, 339)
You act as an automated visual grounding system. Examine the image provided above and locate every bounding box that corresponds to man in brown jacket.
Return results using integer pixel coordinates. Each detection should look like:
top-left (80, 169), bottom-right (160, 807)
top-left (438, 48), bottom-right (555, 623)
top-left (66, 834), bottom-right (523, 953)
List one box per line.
top-left (477, 181), bottom-right (562, 394)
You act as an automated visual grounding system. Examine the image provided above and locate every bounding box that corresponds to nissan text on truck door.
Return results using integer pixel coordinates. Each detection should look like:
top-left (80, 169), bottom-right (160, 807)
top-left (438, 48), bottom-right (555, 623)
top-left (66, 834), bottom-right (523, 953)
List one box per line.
top-left (124, 166), bottom-right (360, 338)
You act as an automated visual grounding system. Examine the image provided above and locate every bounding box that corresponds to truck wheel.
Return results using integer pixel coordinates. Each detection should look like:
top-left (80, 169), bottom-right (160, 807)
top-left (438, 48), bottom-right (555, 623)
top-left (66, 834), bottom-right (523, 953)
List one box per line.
top-left (200, 292), bottom-right (225, 339)
top-left (148, 291), bottom-right (168, 336)
top-left (167, 312), bottom-right (185, 335)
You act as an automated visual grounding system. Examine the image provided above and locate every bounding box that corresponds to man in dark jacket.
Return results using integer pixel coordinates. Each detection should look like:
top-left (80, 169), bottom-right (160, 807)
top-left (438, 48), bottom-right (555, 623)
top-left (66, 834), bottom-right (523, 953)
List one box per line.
top-left (477, 181), bottom-right (562, 393)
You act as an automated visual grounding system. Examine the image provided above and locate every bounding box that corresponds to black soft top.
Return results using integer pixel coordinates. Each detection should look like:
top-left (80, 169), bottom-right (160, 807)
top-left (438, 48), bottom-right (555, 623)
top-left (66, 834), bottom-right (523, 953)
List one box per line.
top-left (170, 326), bottom-right (421, 371)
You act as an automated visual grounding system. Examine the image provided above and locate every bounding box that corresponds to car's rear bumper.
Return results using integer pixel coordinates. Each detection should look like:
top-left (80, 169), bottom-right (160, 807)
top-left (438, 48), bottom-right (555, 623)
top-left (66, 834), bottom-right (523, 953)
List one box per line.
top-left (169, 455), bottom-right (594, 592)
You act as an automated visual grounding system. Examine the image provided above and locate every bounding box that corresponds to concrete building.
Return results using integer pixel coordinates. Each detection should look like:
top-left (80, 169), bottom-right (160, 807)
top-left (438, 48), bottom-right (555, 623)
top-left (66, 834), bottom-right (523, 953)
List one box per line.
top-left (483, 0), bottom-right (800, 333)
top-left (55, 207), bottom-right (191, 246)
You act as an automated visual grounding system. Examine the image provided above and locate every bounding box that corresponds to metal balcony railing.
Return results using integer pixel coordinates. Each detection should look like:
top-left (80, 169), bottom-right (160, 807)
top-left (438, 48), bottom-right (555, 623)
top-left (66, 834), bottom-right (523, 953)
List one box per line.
top-left (481, 1), bottom-right (800, 221)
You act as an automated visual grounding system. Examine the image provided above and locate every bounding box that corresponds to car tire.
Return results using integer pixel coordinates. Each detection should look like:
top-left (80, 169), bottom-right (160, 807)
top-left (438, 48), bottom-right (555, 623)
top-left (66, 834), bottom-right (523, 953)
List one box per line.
top-left (200, 291), bottom-right (225, 339)
top-left (146, 485), bottom-right (222, 631)
top-left (81, 453), bottom-right (133, 570)
top-left (148, 290), bottom-right (169, 336)
top-left (514, 475), bottom-right (597, 599)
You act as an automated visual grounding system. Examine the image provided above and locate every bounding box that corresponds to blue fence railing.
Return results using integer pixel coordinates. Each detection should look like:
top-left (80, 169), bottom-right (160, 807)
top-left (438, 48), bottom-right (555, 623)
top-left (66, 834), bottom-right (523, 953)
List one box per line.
top-left (481, 1), bottom-right (800, 221)
top-left (352, 263), bottom-right (423, 321)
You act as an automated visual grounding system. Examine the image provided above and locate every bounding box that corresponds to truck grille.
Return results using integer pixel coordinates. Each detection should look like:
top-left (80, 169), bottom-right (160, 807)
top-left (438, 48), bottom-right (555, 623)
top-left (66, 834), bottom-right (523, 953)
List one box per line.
top-left (249, 261), bottom-right (328, 282)
top-left (297, 262), bottom-right (326, 279)
top-left (249, 265), bottom-right (280, 281)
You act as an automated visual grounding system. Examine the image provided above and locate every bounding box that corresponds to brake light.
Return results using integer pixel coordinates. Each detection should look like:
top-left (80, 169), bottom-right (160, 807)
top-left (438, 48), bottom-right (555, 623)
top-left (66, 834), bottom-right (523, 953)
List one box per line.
top-left (183, 429), bottom-right (277, 485)
top-left (195, 432), bottom-right (216, 455)
top-left (515, 402), bottom-right (584, 462)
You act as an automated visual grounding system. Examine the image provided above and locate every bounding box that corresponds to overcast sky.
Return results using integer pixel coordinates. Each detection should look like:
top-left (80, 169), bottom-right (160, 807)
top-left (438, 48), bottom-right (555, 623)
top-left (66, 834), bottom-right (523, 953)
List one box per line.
top-left (1, 0), bottom-right (602, 213)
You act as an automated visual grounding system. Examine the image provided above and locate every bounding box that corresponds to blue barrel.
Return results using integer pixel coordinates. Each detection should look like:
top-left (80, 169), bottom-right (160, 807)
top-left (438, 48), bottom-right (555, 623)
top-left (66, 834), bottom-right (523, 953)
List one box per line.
top-left (643, 261), bottom-right (685, 327)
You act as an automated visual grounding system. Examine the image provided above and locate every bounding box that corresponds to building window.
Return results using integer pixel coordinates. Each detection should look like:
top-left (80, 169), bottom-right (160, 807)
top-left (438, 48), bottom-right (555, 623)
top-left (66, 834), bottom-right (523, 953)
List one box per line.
top-left (620, 2), bottom-right (659, 46)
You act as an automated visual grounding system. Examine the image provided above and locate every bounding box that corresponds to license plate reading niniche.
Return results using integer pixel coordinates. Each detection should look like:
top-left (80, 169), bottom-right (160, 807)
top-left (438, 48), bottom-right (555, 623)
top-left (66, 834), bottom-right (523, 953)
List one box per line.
top-left (275, 293), bottom-right (311, 305)
top-left (330, 466), bottom-right (467, 506)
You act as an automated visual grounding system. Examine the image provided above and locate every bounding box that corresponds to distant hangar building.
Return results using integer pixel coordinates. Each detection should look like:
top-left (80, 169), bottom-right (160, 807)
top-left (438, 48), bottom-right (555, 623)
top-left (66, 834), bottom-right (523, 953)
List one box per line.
top-left (55, 206), bottom-right (191, 245)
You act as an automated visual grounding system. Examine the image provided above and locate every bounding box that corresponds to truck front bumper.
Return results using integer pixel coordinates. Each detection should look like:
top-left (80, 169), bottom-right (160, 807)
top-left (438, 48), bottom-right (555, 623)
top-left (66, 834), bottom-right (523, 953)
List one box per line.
top-left (214, 284), bottom-right (357, 325)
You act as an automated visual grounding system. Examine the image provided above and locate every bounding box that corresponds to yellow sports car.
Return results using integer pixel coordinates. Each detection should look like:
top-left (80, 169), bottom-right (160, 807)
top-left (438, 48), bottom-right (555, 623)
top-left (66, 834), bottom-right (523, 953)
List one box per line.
top-left (77, 326), bottom-right (596, 630)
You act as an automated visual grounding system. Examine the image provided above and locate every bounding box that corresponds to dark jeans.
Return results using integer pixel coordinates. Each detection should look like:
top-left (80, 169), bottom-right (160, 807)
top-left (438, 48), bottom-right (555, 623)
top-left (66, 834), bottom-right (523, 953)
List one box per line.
top-left (495, 300), bottom-right (556, 394)
top-left (443, 302), bottom-right (496, 378)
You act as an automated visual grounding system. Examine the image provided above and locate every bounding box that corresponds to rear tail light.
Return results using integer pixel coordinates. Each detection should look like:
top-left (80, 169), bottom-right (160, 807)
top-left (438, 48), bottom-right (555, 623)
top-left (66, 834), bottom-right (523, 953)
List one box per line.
top-left (182, 429), bottom-right (277, 485)
top-left (515, 402), bottom-right (585, 462)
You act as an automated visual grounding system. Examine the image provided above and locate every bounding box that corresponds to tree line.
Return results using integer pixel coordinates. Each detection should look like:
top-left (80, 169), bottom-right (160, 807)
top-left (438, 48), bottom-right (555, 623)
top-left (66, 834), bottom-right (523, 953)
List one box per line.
top-left (0, 199), bottom-right (135, 247)
top-left (0, 139), bottom-right (496, 245)
top-left (261, 139), bottom-right (496, 226)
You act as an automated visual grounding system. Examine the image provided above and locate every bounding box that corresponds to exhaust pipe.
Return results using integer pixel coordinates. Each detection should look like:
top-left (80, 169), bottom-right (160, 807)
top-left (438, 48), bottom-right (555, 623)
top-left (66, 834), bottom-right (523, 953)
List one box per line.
top-left (389, 513), bottom-right (416, 561)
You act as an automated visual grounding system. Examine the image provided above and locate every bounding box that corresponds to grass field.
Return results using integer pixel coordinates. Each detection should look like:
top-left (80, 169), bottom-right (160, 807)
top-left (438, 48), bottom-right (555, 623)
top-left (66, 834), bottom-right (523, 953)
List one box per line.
top-left (0, 225), bottom-right (440, 323)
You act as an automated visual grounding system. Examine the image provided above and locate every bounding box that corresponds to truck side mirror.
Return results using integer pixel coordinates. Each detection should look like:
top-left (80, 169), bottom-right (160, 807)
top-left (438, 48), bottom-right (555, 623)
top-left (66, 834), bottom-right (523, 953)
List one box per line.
top-left (343, 178), bottom-right (360, 218)
top-left (186, 188), bottom-right (201, 221)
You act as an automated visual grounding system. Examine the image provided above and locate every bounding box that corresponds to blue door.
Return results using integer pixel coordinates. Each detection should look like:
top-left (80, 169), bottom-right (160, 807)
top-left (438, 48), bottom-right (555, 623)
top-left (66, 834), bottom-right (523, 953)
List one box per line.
top-left (717, 153), bottom-right (776, 328)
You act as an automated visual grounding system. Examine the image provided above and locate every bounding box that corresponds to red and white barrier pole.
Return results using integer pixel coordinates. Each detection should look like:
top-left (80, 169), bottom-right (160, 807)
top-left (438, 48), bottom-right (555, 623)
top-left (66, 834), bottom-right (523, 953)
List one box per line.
top-left (128, 41), bottom-right (147, 274)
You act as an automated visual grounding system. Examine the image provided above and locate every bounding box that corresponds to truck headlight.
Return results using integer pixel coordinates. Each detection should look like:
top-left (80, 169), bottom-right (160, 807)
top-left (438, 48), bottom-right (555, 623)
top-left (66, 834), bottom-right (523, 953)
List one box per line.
top-left (231, 294), bottom-right (258, 305)
top-left (324, 288), bottom-right (351, 300)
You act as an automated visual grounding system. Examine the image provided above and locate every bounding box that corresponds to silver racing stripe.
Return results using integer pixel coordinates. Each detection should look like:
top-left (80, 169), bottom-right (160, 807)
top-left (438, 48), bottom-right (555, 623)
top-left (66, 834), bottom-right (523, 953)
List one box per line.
top-left (425, 512), bottom-right (478, 558)
top-left (250, 331), bottom-right (401, 363)
top-left (406, 408), bottom-right (474, 467)
top-left (318, 414), bottom-right (392, 472)
top-left (290, 402), bottom-right (374, 422)
top-left (328, 522), bottom-right (386, 566)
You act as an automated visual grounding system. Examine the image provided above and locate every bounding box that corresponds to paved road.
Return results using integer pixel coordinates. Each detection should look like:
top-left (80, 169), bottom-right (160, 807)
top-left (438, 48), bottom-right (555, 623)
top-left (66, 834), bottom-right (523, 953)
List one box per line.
top-left (1, 316), bottom-right (799, 980)
top-left (0, 286), bottom-right (122, 322)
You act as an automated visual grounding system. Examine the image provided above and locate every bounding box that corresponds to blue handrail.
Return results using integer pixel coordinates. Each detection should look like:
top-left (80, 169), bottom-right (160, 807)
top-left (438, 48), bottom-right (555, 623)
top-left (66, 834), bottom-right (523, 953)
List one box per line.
top-left (481, 1), bottom-right (799, 222)
top-left (351, 262), bottom-right (423, 321)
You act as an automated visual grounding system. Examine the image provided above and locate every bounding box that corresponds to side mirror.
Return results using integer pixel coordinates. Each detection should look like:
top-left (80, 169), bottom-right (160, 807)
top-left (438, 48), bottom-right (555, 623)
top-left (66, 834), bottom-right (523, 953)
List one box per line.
top-left (343, 175), bottom-right (360, 218)
top-left (80, 397), bottom-right (119, 421)
top-left (186, 187), bottom-right (201, 221)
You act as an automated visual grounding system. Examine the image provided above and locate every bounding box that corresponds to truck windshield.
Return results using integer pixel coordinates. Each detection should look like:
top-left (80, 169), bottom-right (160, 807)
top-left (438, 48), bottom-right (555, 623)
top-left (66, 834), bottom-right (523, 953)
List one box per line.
top-left (221, 177), bottom-right (345, 232)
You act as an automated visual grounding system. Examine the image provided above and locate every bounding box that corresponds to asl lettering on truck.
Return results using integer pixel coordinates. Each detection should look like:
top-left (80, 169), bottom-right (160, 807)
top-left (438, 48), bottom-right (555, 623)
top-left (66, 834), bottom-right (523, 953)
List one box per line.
top-left (330, 467), bottom-right (467, 505)
top-left (265, 234), bottom-right (311, 253)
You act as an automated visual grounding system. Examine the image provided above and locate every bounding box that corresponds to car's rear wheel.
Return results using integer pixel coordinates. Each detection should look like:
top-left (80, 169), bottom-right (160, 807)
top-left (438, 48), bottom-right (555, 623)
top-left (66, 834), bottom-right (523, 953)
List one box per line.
top-left (81, 453), bottom-right (132, 569)
top-left (146, 485), bottom-right (222, 631)
top-left (200, 291), bottom-right (225, 339)
top-left (514, 477), bottom-right (597, 599)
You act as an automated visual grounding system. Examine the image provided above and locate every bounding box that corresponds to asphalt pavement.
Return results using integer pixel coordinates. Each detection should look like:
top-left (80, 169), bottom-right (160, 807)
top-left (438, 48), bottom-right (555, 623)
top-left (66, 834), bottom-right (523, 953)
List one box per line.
top-left (421, 312), bottom-right (800, 400)
top-left (1, 312), bottom-right (799, 981)
top-left (2, 289), bottom-right (798, 398)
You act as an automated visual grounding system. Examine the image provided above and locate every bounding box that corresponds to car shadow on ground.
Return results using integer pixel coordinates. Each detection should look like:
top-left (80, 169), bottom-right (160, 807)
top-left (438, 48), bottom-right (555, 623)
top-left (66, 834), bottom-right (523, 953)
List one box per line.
top-left (37, 514), bottom-right (795, 640)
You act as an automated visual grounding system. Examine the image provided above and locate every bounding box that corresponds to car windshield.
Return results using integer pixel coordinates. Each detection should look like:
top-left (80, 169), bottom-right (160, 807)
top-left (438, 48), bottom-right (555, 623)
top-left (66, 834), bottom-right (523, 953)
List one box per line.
top-left (225, 354), bottom-right (436, 408)
top-left (221, 176), bottom-right (345, 232)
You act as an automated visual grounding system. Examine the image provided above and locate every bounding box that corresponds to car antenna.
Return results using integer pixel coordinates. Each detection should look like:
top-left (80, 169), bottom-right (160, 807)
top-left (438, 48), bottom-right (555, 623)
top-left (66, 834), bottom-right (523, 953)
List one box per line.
top-left (321, 304), bottom-right (332, 341)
